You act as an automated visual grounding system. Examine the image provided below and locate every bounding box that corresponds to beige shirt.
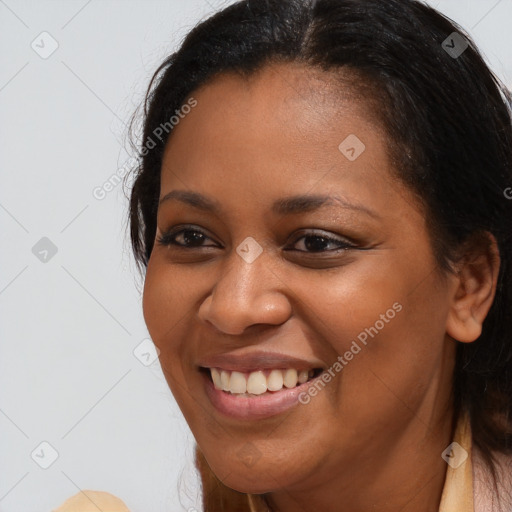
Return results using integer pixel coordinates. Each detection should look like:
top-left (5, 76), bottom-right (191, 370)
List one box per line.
top-left (437, 410), bottom-right (474, 512)
top-left (53, 490), bottom-right (130, 512)
top-left (54, 413), bottom-right (511, 512)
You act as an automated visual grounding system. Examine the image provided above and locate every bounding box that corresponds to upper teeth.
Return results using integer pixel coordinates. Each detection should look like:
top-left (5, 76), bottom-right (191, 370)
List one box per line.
top-left (210, 368), bottom-right (315, 395)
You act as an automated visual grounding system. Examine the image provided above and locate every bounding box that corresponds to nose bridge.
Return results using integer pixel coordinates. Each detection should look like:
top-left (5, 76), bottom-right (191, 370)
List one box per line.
top-left (198, 238), bottom-right (291, 334)
top-left (217, 230), bottom-right (271, 296)
top-left (215, 239), bottom-right (273, 308)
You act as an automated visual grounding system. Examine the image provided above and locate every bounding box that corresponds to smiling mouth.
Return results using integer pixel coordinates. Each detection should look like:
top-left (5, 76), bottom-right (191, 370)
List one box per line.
top-left (200, 367), bottom-right (324, 396)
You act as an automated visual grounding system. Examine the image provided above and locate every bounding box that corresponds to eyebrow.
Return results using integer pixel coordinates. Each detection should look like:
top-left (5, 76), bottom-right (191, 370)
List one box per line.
top-left (158, 190), bottom-right (379, 218)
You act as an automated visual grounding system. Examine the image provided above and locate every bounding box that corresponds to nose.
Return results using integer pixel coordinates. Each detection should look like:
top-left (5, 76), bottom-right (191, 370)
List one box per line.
top-left (197, 244), bottom-right (292, 335)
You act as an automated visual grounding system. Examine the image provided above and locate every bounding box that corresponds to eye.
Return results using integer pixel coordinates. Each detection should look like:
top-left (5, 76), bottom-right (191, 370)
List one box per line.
top-left (287, 230), bottom-right (355, 253)
top-left (156, 226), bottom-right (355, 253)
top-left (156, 226), bottom-right (218, 248)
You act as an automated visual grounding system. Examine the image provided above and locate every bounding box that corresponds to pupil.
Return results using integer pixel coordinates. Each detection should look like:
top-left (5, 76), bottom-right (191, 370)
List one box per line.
top-left (184, 230), bottom-right (204, 246)
top-left (305, 235), bottom-right (328, 252)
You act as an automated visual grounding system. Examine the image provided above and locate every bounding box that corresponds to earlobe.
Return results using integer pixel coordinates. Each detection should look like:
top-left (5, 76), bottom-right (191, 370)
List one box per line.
top-left (445, 232), bottom-right (500, 344)
top-left (446, 304), bottom-right (483, 343)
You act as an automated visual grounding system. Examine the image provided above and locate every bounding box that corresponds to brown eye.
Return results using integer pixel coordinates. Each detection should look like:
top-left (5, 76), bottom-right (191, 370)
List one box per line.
top-left (156, 226), bottom-right (218, 248)
top-left (288, 231), bottom-right (355, 253)
top-left (156, 226), bottom-right (355, 254)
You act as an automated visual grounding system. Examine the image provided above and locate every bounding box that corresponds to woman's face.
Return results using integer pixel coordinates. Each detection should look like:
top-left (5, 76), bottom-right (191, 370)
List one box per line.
top-left (142, 63), bottom-right (457, 495)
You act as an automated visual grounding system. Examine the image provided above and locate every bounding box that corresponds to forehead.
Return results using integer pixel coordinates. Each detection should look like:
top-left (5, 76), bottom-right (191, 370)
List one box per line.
top-left (181, 62), bottom-right (379, 137)
top-left (158, 62), bottom-right (409, 220)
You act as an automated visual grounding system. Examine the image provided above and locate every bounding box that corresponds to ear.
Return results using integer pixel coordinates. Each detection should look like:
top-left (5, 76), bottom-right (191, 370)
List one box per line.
top-left (446, 232), bottom-right (500, 343)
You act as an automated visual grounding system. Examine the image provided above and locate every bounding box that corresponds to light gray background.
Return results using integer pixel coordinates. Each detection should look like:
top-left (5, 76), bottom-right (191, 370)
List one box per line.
top-left (1, 1), bottom-right (511, 511)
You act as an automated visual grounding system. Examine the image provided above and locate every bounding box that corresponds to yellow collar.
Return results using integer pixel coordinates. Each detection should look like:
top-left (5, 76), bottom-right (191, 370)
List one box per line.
top-left (248, 412), bottom-right (474, 512)
top-left (438, 411), bottom-right (474, 512)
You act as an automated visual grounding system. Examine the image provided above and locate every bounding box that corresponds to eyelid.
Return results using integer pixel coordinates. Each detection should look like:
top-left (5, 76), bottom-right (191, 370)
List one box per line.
top-left (289, 228), bottom-right (356, 246)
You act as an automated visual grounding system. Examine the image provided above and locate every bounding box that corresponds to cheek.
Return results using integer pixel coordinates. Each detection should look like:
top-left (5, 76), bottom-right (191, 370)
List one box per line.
top-left (142, 266), bottom-right (166, 345)
top-left (142, 260), bottom-right (196, 406)
top-left (286, 256), bottom-right (451, 427)
top-left (282, 259), bottom-right (405, 348)
top-left (142, 258), bottom-right (192, 346)
top-left (342, 293), bottom-right (449, 438)
top-left (141, 259), bottom-right (192, 392)
top-left (142, 257), bottom-right (211, 392)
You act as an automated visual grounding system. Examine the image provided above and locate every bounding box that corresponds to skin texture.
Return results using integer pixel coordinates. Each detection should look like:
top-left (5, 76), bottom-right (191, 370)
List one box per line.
top-left (142, 63), bottom-right (500, 512)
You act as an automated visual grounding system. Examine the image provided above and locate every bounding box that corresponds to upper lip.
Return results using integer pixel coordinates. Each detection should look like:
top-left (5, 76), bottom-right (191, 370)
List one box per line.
top-left (198, 350), bottom-right (325, 372)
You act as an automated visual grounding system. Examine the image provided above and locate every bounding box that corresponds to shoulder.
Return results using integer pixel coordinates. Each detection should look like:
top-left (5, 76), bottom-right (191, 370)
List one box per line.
top-left (53, 490), bottom-right (130, 512)
top-left (473, 447), bottom-right (512, 512)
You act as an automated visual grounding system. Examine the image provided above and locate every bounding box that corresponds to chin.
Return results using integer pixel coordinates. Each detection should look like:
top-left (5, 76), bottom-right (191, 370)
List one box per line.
top-left (205, 452), bottom-right (301, 495)
top-left (220, 472), bottom-right (282, 495)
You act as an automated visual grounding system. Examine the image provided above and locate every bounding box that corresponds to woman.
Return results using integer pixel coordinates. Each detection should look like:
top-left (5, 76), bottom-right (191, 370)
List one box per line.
top-left (56, 0), bottom-right (512, 510)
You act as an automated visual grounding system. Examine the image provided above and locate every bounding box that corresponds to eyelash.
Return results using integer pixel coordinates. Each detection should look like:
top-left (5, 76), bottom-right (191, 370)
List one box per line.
top-left (155, 225), bottom-right (356, 253)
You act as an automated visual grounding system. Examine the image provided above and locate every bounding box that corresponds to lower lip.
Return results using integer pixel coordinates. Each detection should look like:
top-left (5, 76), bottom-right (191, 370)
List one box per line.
top-left (202, 370), bottom-right (320, 420)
